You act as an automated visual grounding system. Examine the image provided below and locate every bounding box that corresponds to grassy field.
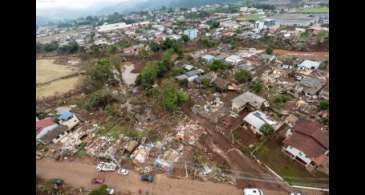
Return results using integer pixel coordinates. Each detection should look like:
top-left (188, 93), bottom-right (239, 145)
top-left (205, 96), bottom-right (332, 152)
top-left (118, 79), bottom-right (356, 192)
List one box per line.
top-left (240, 14), bottom-right (262, 21)
top-left (300, 6), bottom-right (329, 13)
top-left (36, 76), bottom-right (84, 99)
top-left (254, 135), bottom-right (328, 187)
top-left (36, 59), bottom-right (79, 84)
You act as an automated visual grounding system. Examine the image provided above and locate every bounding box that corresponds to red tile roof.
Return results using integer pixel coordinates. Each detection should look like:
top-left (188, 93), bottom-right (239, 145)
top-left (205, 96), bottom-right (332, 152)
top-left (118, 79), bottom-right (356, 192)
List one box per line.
top-left (284, 119), bottom-right (329, 162)
top-left (36, 117), bottom-right (55, 135)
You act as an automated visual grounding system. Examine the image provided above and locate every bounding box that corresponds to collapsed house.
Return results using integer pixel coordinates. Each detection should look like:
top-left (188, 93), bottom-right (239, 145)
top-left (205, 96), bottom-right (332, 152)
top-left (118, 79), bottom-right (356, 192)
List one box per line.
top-left (298, 76), bottom-right (323, 96)
top-left (231, 91), bottom-right (269, 113)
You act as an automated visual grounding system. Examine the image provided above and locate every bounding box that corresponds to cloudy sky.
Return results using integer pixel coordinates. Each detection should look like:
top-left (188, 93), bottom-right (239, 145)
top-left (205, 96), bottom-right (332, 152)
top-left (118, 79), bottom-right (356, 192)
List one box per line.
top-left (36, 0), bottom-right (128, 10)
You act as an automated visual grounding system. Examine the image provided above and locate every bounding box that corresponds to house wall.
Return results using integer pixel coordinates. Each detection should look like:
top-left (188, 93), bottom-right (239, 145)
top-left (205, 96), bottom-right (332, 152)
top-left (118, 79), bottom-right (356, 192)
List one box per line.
top-left (285, 145), bottom-right (312, 165)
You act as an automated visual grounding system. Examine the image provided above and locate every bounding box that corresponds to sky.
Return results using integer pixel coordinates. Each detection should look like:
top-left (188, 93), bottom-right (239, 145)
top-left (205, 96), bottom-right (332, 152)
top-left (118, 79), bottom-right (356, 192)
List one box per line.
top-left (36, 0), bottom-right (129, 10)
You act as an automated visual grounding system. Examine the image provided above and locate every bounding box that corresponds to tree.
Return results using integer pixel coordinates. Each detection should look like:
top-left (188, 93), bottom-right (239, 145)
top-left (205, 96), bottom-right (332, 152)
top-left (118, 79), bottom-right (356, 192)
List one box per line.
top-left (149, 41), bottom-right (161, 52)
top-left (43, 41), bottom-right (59, 52)
top-left (136, 61), bottom-right (159, 88)
top-left (250, 81), bottom-right (263, 93)
top-left (208, 60), bottom-right (229, 71)
top-left (89, 185), bottom-right (109, 195)
top-left (160, 79), bottom-right (188, 111)
top-left (57, 41), bottom-right (79, 54)
top-left (260, 124), bottom-right (274, 136)
top-left (85, 59), bottom-right (114, 90)
top-left (207, 20), bottom-right (220, 29)
top-left (182, 34), bottom-right (189, 43)
top-left (85, 89), bottom-right (115, 111)
top-left (319, 100), bottom-right (329, 111)
top-left (108, 46), bottom-right (117, 54)
top-left (265, 47), bottom-right (273, 55)
top-left (234, 70), bottom-right (252, 83)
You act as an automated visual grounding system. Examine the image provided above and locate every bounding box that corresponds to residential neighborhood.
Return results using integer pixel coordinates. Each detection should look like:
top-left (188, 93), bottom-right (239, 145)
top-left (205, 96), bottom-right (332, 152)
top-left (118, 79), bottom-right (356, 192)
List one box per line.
top-left (36, 0), bottom-right (329, 195)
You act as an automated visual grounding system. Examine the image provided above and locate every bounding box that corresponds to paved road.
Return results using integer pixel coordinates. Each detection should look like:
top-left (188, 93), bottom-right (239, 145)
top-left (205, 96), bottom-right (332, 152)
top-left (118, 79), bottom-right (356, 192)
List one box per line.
top-left (36, 158), bottom-right (291, 195)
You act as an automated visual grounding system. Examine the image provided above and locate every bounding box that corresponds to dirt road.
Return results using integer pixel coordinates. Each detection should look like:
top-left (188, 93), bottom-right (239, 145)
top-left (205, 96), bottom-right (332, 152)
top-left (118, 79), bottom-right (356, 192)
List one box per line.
top-left (273, 49), bottom-right (329, 61)
top-left (37, 158), bottom-right (292, 195)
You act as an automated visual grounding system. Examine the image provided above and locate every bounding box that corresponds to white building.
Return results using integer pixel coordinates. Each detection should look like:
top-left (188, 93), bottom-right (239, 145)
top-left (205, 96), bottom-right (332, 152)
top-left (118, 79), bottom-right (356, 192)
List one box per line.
top-left (243, 111), bottom-right (279, 135)
top-left (231, 91), bottom-right (269, 112)
top-left (184, 28), bottom-right (198, 40)
top-left (225, 55), bottom-right (243, 65)
top-left (298, 60), bottom-right (321, 70)
top-left (97, 22), bottom-right (131, 33)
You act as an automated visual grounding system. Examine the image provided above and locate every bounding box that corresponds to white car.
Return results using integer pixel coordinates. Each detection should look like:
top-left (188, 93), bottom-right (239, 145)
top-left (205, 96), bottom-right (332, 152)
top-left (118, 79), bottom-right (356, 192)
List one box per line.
top-left (96, 162), bottom-right (117, 172)
top-left (106, 188), bottom-right (115, 194)
top-left (117, 168), bottom-right (129, 176)
top-left (243, 188), bottom-right (264, 195)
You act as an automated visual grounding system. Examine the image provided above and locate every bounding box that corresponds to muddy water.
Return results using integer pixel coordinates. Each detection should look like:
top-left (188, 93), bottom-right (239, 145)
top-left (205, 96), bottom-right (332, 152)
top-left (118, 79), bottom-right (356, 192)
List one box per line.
top-left (122, 64), bottom-right (139, 86)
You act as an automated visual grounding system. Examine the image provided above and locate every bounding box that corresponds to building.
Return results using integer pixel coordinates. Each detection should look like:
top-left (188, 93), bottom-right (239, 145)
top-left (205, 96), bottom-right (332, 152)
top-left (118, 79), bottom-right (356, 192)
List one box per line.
top-left (58, 111), bottom-right (80, 130)
top-left (300, 77), bottom-right (323, 96)
top-left (243, 111), bottom-right (279, 135)
top-left (231, 91), bottom-right (269, 113)
top-left (225, 55), bottom-right (243, 65)
top-left (283, 119), bottom-right (329, 169)
top-left (184, 28), bottom-right (198, 40)
top-left (298, 60), bottom-right (321, 70)
top-left (201, 54), bottom-right (216, 63)
top-left (98, 22), bottom-right (131, 33)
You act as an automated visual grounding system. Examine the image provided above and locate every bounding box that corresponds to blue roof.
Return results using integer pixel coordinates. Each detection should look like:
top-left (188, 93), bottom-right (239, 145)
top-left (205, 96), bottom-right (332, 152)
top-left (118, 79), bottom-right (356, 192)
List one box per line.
top-left (58, 111), bottom-right (73, 121)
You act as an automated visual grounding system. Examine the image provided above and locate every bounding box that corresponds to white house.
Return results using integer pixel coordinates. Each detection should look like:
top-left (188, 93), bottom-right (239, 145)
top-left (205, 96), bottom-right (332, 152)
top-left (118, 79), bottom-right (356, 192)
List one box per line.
top-left (225, 55), bottom-right (243, 65)
top-left (243, 111), bottom-right (279, 135)
top-left (298, 60), bottom-right (321, 70)
top-left (184, 28), bottom-right (198, 40)
top-left (201, 54), bottom-right (216, 63)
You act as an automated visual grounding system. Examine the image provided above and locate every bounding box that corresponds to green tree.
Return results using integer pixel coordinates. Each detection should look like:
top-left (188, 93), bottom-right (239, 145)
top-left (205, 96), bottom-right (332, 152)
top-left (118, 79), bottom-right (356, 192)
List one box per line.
top-left (89, 185), bottom-right (109, 195)
top-left (85, 58), bottom-right (114, 90)
top-left (208, 60), bottom-right (229, 71)
top-left (260, 124), bottom-right (274, 136)
top-left (136, 61), bottom-right (159, 88)
top-left (250, 81), bottom-right (263, 93)
top-left (160, 79), bottom-right (188, 111)
top-left (207, 20), bottom-right (220, 29)
top-left (182, 34), bottom-right (189, 43)
top-left (265, 47), bottom-right (273, 55)
top-left (319, 100), bottom-right (329, 110)
top-left (234, 70), bottom-right (252, 83)
top-left (43, 41), bottom-right (59, 52)
top-left (85, 89), bottom-right (115, 111)
top-left (149, 41), bottom-right (161, 52)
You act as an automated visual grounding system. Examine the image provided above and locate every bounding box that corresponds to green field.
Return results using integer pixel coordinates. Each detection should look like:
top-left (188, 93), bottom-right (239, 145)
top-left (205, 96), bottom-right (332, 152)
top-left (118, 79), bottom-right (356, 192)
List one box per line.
top-left (240, 14), bottom-right (262, 21)
top-left (300, 6), bottom-right (329, 13)
top-left (254, 135), bottom-right (329, 187)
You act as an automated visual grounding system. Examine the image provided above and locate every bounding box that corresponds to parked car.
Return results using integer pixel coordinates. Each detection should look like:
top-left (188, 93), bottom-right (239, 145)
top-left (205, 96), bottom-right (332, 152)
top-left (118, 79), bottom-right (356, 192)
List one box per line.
top-left (91, 178), bottom-right (105, 184)
top-left (117, 168), bottom-right (129, 176)
top-left (140, 175), bottom-right (154, 182)
top-left (106, 188), bottom-right (115, 194)
top-left (96, 162), bottom-right (117, 172)
top-left (243, 188), bottom-right (264, 195)
top-left (290, 192), bottom-right (302, 195)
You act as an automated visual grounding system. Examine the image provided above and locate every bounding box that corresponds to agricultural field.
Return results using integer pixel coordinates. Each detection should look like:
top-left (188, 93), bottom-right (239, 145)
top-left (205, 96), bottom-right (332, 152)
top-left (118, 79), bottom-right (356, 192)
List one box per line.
top-left (36, 58), bottom-right (83, 99)
top-left (300, 6), bottom-right (329, 13)
top-left (239, 14), bottom-right (262, 21)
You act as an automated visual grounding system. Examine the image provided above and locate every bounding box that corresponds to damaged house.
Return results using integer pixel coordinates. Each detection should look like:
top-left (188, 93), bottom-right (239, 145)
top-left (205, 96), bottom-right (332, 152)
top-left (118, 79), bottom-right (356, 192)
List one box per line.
top-left (299, 76), bottom-right (323, 96)
top-left (283, 119), bottom-right (329, 172)
top-left (243, 111), bottom-right (281, 135)
top-left (231, 91), bottom-right (269, 113)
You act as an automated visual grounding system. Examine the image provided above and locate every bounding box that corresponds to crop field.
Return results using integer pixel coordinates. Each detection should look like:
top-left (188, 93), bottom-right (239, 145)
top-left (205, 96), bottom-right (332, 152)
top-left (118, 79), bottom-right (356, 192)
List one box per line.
top-left (300, 6), bottom-right (329, 13)
top-left (36, 76), bottom-right (84, 99)
top-left (36, 59), bottom-right (79, 84)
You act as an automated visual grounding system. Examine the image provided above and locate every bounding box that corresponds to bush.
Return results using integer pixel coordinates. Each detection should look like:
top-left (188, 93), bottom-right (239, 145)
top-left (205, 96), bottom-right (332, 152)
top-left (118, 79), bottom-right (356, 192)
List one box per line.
top-left (136, 61), bottom-right (159, 88)
top-left (208, 60), bottom-right (229, 71)
top-left (85, 59), bottom-right (114, 90)
top-left (274, 94), bottom-right (291, 104)
top-left (319, 100), bottom-right (329, 110)
top-left (160, 79), bottom-right (188, 111)
top-left (260, 124), bottom-right (274, 136)
top-left (265, 47), bottom-right (273, 55)
top-left (234, 70), bottom-right (252, 83)
top-left (202, 78), bottom-right (211, 88)
top-left (89, 185), bottom-right (109, 195)
top-left (250, 81), bottom-right (263, 93)
top-left (85, 89), bottom-right (115, 111)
